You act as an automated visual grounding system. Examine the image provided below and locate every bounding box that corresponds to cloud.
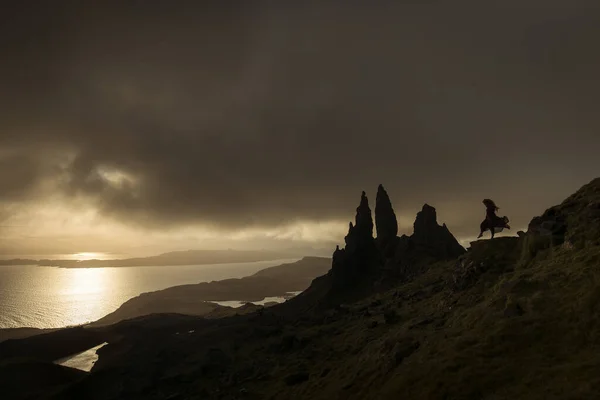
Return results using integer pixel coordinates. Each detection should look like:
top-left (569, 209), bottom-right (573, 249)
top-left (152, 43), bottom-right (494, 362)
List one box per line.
top-left (1, 1), bottom-right (599, 249)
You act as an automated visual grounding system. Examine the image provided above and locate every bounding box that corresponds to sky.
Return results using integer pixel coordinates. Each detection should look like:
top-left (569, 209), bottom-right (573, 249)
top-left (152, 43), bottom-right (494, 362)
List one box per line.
top-left (1, 1), bottom-right (599, 258)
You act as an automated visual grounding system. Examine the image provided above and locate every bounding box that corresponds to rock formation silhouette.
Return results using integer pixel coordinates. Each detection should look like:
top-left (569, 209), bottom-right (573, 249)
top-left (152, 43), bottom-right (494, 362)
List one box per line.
top-left (375, 184), bottom-right (398, 255)
top-left (375, 185), bottom-right (398, 240)
top-left (411, 204), bottom-right (466, 260)
top-left (329, 186), bottom-right (465, 299)
top-left (332, 191), bottom-right (379, 288)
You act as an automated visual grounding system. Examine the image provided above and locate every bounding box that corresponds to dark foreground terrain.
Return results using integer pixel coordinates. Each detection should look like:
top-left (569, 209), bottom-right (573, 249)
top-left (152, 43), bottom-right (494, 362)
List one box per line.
top-left (2, 178), bottom-right (600, 400)
top-left (91, 256), bottom-right (331, 327)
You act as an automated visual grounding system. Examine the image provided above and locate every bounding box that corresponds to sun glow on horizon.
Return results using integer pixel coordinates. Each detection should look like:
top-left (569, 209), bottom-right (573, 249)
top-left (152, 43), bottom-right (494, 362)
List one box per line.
top-left (71, 252), bottom-right (110, 261)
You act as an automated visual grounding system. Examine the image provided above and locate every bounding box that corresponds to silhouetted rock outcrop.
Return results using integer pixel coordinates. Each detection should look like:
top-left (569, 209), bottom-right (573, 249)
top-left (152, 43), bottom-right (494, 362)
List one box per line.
top-left (331, 192), bottom-right (379, 287)
top-left (346, 191), bottom-right (375, 251)
top-left (411, 204), bottom-right (466, 260)
top-left (521, 177), bottom-right (600, 260)
top-left (329, 188), bottom-right (464, 299)
top-left (452, 237), bottom-right (520, 291)
top-left (375, 184), bottom-right (398, 245)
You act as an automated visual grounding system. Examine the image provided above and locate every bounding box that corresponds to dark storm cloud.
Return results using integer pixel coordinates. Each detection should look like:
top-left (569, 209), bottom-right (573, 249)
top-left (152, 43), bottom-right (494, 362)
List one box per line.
top-left (1, 1), bottom-right (599, 237)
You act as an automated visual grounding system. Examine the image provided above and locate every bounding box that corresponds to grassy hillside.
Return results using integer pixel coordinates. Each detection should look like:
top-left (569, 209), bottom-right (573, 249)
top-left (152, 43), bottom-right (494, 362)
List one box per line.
top-left (54, 232), bottom-right (600, 399)
top-left (7, 178), bottom-right (600, 399)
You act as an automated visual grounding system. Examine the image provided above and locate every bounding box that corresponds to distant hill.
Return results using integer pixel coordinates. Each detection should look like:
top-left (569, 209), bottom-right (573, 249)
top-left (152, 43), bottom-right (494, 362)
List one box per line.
top-left (16, 249), bottom-right (294, 268)
top-left (90, 256), bottom-right (331, 326)
top-left (0, 258), bottom-right (38, 266)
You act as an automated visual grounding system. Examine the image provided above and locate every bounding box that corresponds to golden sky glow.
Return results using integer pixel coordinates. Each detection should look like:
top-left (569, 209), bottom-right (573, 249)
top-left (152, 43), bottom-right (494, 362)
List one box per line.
top-left (0, 197), bottom-right (526, 258)
top-left (0, 200), bottom-right (350, 257)
top-left (1, 2), bottom-right (599, 258)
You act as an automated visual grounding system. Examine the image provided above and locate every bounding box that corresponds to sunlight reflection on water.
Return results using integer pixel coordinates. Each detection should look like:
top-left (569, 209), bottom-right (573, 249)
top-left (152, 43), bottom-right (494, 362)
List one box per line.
top-left (0, 259), bottom-right (299, 329)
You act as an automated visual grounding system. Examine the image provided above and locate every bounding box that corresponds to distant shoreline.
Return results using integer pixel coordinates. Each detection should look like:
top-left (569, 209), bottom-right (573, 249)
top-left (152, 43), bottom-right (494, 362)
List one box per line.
top-left (0, 249), bottom-right (311, 269)
top-left (0, 256), bottom-right (332, 341)
top-left (38, 257), bottom-right (301, 269)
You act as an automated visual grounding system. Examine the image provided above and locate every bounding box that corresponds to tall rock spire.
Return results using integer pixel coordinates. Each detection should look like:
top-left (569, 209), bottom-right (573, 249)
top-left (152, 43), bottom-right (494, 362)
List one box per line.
top-left (355, 191), bottom-right (374, 239)
top-left (375, 184), bottom-right (398, 242)
top-left (332, 190), bottom-right (378, 287)
top-left (344, 191), bottom-right (374, 253)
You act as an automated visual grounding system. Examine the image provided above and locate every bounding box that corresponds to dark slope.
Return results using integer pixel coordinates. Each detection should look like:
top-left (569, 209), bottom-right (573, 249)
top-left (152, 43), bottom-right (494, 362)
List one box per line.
top-left (0, 258), bottom-right (331, 364)
top-left (0, 327), bottom-right (105, 363)
top-left (0, 327), bottom-right (60, 343)
top-left (9, 178), bottom-right (600, 400)
top-left (91, 257), bottom-right (330, 326)
top-left (0, 360), bottom-right (87, 400)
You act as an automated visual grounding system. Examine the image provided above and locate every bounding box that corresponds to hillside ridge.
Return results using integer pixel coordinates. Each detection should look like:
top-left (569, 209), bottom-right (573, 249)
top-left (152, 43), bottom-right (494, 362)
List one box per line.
top-left (4, 177), bottom-right (600, 399)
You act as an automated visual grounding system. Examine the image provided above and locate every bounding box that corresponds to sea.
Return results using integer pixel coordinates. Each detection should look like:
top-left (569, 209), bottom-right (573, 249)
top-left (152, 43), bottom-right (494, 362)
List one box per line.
top-left (0, 258), bottom-right (299, 329)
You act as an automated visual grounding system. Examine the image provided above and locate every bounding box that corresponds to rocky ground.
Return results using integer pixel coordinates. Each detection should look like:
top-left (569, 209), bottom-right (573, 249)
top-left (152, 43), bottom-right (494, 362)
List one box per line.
top-left (2, 178), bottom-right (600, 400)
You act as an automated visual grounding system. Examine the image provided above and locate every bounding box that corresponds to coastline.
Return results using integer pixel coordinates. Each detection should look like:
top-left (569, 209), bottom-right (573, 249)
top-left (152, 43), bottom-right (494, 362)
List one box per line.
top-left (0, 257), bottom-right (331, 339)
top-left (0, 249), bottom-right (305, 269)
top-left (40, 257), bottom-right (300, 269)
